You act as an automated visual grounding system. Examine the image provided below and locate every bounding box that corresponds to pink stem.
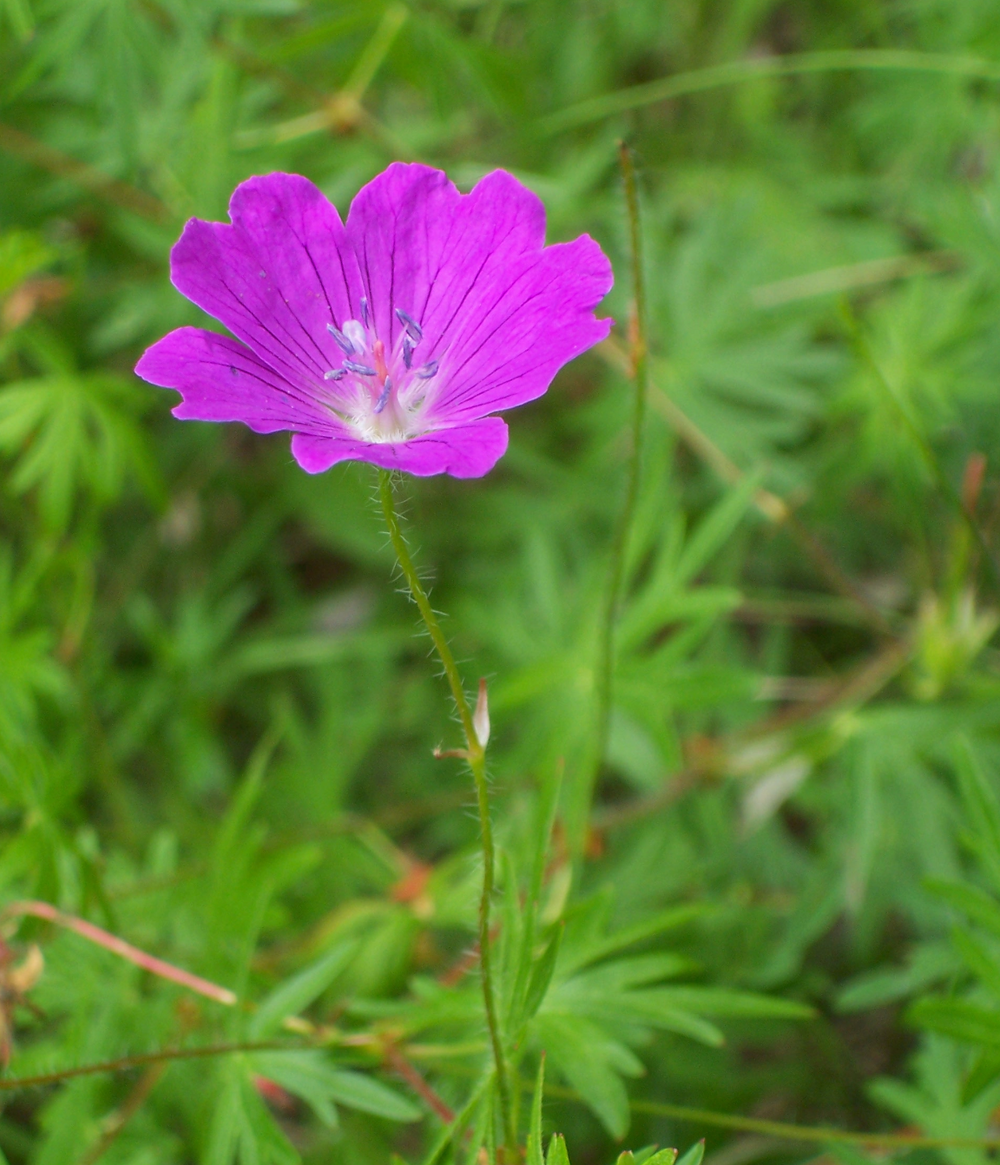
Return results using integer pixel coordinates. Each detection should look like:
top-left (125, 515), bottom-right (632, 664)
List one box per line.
top-left (4, 900), bottom-right (237, 1007)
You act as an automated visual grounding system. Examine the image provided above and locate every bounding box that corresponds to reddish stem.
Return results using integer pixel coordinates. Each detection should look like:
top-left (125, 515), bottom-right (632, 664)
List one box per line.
top-left (384, 1045), bottom-right (455, 1124)
top-left (5, 900), bottom-right (237, 1007)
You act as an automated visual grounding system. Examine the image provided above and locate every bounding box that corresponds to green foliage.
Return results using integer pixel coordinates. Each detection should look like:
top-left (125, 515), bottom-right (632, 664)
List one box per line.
top-left (5, 0), bottom-right (1000, 1162)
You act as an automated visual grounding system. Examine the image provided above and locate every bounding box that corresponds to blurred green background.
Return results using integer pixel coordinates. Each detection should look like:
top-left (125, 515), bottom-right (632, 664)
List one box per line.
top-left (7, 0), bottom-right (1000, 1161)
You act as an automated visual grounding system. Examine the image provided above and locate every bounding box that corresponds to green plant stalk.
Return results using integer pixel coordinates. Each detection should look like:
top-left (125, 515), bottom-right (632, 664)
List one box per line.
top-left (529, 1077), bottom-right (1000, 1150)
top-left (14, 1041), bottom-right (1000, 1153)
top-left (539, 48), bottom-right (1000, 134)
top-left (580, 141), bottom-right (649, 846)
top-left (377, 469), bottom-right (516, 1161)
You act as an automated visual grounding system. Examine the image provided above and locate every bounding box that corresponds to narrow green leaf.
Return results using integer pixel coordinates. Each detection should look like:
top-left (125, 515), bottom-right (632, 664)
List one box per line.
top-left (237, 1071), bottom-right (299, 1165)
top-left (534, 1013), bottom-right (636, 1137)
top-left (963, 1049), bottom-right (1000, 1104)
top-left (561, 954), bottom-right (694, 995)
top-left (563, 904), bottom-right (706, 974)
top-left (204, 1064), bottom-right (242, 1165)
top-left (524, 925), bottom-right (562, 1021)
top-left (909, 997), bottom-right (1000, 1048)
top-left (325, 1069), bottom-right (421, 1122)
top-left (214, 726), bottom-right (281, 868)
top-left (419, 1070), bottom-right (492, 1165)
top-left (675, 1141), bottom-right (704, 1165)
top-left (675, 472), bottom-right (762, 586)
top-left (641, 986), bottom-right (814, 1019)
top-left (547, 1134), bottom-right (571, 1165)
top-left (953, 736), bottom-right (1000, 888)
top-left (258, 1052), bottom-right (419, 1124)
top-left (951, 926), bottom-right (1000, 999)
top-left (513, 759), bottom-right (565, 1031)
top-left (527, 1055), bottom-right (546, 1165)
top-left (925, 878), bottom-right (1000, 942)
top-left (634, 1149), bottom-right (673, 1165)
top-left (249, 939), bottom-right (356, 1037)
top-left (644, 1151), bottom-right (680, 1165)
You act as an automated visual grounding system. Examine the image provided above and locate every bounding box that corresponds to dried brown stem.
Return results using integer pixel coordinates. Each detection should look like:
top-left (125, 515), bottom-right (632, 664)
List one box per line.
top-left (384, 1045), bottom-right (455, 1124)
top-left (0, 122), bottom-right (170, 222)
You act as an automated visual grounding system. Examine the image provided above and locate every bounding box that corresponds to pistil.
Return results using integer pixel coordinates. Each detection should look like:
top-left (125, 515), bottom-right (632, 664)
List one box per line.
top-left (322, 303), bottom-right (441, 442)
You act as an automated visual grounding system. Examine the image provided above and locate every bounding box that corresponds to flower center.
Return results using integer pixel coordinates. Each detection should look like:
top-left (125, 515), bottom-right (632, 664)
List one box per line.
top-left (319, 299), bottom-right (439, 443)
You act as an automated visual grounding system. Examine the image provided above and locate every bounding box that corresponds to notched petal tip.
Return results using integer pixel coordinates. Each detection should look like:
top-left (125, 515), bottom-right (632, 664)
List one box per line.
top-left (573, 233), bottom-right (615, 296)
top-left (134, 326), bottom-right (200, 386)
top-left (228, 170), bottom-right (329, 218)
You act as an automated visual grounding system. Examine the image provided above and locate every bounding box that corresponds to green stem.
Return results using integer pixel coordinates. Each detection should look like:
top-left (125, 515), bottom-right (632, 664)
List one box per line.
top-left (580, 142), bottom-right (649, 846)
top-left (528, 1077), bottom-right (1000, 1151)
top-left (539, 48), bottom-right (1000, 135)
top-left (377, 469), bottom-right (515, 1161)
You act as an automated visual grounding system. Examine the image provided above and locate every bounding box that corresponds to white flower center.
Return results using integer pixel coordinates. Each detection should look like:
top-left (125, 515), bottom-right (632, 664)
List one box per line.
top-left (319, 301), bottom-right (439, 443)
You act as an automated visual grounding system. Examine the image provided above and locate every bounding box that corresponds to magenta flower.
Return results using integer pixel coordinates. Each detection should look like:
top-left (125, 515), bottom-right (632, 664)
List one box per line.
top-left (135, 164), bottom-right (613, 478)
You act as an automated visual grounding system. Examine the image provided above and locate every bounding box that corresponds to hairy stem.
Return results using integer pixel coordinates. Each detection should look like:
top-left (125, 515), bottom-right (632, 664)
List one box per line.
top-left (581, 142), bottom-right (650, 847)
top-left (377, 469), bottom-right (515, 1161)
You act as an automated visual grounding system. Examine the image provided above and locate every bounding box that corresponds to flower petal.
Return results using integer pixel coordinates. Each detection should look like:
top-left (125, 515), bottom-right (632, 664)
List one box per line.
top-left (290, 417), bottom-right (509, 478)
top-left (170, 173), bottom-right (365, 390)
top-left (135, 326), bottom-right (339, 435)
top-left (345, 164), bottom-right (612, 425)
top-left (345, 165), bottom-right (546, 354)
top-left (425, 233), bottom-right (613, 424)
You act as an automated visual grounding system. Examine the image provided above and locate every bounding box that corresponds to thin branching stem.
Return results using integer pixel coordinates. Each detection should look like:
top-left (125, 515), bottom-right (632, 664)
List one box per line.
top-left (0, 1041), bottom-right (300, 1091)
top-left (540, 49), bottom-right (1000, 134)
top-left (585, 142), bottom-right (650, 844)
top-left (377, 469), bottom-right (515, 1162)
top-left (13, 1036), bottom-right (1000, 1154)
top-left (536, 1078), bottom-right (1000, 1151)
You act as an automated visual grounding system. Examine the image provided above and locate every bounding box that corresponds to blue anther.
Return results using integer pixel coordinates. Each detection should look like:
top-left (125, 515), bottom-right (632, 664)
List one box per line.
top-left (394, 308), bottom-right (423, 342)
top-left (343, 360), bottom-right (377, 376)
top-left (374, 378), bottom-right (392, 414)
top-left (326, 323), bottom-right (355, 355)
top-left (323, 369), bottom-right (346, 381)
top-left (415, 360), bottom-right (438, 379)
top-left (360, 296), bottom-right (369, 326)
top-left (403, 337), bottom-right (414, 369)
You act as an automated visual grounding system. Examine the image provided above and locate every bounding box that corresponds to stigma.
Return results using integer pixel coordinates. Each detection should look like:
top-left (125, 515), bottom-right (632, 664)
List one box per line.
top-left (319, 300), bottom-right (440, 442)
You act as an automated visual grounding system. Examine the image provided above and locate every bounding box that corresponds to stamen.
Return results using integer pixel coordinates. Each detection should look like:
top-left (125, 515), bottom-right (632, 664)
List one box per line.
top-left (360, 296), bottom-right (369, 326)
top-left (415, 360), bottom-right (438, 379)
top-left (374, 378), bottom-right (392, 414)
top-left (327, 323), bottom-right (355, 355)
top-left (343, 360), bottom-right (377, 376)
top-left (323, 369), bottom-right (346, 380)
top-left (403, 337), bottom-right (414, 369)
top-left (394, 308), bottom-right (423, 342)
